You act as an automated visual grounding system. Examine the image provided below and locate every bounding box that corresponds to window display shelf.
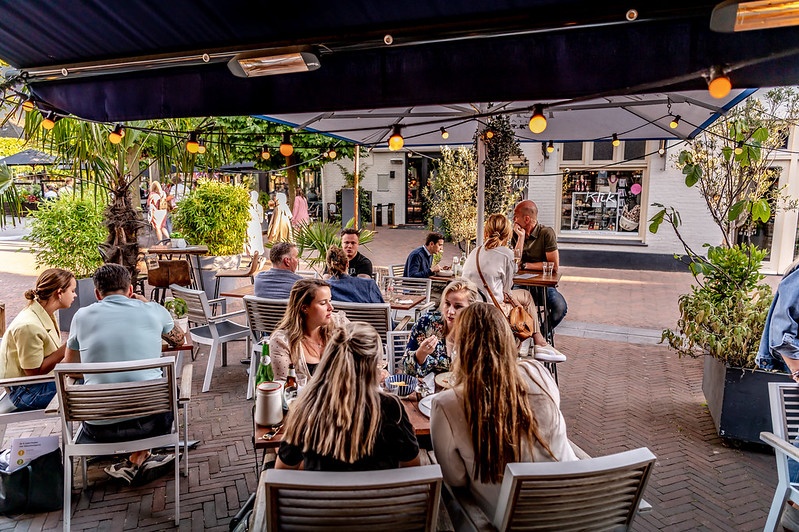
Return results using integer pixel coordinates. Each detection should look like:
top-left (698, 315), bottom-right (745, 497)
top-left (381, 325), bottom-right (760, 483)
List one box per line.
top-left (570, 192), bottom-right (620, 232)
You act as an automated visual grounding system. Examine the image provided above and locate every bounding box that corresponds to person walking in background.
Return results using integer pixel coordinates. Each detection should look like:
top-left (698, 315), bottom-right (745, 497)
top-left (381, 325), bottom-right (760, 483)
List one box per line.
top-left (511, 200), bottom-right (567, 328)
top-left (325, 245), bottom-right (384, 304)
top-left (0, 269), bottom-right (76, 411)
top-left (430, 303), bottom-right (577, 517)
top-left (403, 232), bottom-right (444, 278)
top-left (292, 188), bottom-right (310, 227)
top-left (147, 180), bottom-right (169, 241)
top-left (276, 321), bottom-right (419, 471)
top-left (246, 190), bottom-right (265, 256)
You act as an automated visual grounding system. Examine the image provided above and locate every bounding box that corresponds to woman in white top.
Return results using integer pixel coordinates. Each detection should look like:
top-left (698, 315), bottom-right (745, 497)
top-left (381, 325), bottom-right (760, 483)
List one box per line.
top-left (147, 180), bottom-right (169, 241)
top-left (430, 303), bottom-right (578, 518)
top-left (462, 213), bottom-right (560, 357)
top-left (269, 278), bottom-right (349, 382)
top-left (245, 190), bottom-right (265, 256)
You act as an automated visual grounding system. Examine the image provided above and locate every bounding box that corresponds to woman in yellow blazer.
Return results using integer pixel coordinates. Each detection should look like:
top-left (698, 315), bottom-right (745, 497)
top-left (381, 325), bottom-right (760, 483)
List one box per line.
top-left (0, 268), bottom-right (76, 411)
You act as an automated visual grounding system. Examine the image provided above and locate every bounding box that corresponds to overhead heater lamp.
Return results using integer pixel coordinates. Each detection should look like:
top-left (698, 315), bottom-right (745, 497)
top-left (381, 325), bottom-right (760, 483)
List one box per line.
top-left (228, 48), bottom-right (321, 77)
top-left (711, 0), bottom-right (799, 32)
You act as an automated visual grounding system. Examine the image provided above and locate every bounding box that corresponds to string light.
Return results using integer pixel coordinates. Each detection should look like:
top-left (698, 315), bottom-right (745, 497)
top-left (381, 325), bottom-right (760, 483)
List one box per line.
top-left (708, 66), bottom-right (732, 99)
top-left (280, 132), bottom-right (294, 157)
top-left (41, 111), bottom-right (57, 130)
top-left (21, 98), bottom-right (34, 112)
top-left (734, 141), bottom-right (744, 155)
top-left (327, 148), bottom-right (337, 159)
top-left (388, 125), bottom-right (404, 150)
top-left (669, 115), bottom-right (681, 129)
top-left (547, 140), bottom-right (554, 153)
top-left (186, 132), bottom-right (199, 153)
top-left (528, 104), bottom-right (547, 134)
top-left (485, 130), bottom-right (494, 139)
top-left (658, 140), bottom-right (666, 156)
top-left (197, 138), bottom-right (206, 154)
top-left (260, 145), bottom-right (271, 160)
top-left (612, 133), bottom-right (620, 147)
top-left (109, 124), bottom-right (125, 144)
top-left (440, 127), bottom-right (449, 140)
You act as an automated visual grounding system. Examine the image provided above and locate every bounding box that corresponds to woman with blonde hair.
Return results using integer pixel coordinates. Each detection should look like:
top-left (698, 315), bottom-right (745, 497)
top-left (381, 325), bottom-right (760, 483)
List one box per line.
top-left (269, 278), bottom-right (349, 381)
top-left (402, 278), bottom-right (480, 377)
top-left (276, 321), bottom-right (420, 470)
top-left (0, 268), bottom-right (76, 411)
top-left (430, 303), bottom-right (577, 516)
top-left (147, 180), bottom-right (169, 241)
top-left (462, 213), bottom-right (563, 359)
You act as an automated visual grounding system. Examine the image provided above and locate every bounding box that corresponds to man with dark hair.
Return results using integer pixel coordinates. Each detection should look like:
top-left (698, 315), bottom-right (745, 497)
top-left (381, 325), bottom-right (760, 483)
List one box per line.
top-left (65, 263), bottom-right (185, 484)
top-left (339, 227), bottom-right (373, 278)
top-left (253, 242), bottom-right (302, 299)
top-left (404, 232), bottom-right (444, 278)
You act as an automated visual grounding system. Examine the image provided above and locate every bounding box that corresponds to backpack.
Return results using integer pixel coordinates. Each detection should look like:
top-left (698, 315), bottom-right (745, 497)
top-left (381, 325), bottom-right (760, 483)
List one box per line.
top-left (159, 195), bottom-right (171, 211)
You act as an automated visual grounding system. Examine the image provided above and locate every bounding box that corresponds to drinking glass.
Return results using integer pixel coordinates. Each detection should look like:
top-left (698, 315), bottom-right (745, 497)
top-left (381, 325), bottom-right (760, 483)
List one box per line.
top-left (296, 374), bottom-right (308, 392)
top-left (543, 262), bottom-right (554, 275)
top-left (513, 248), bottom-right (522, 267)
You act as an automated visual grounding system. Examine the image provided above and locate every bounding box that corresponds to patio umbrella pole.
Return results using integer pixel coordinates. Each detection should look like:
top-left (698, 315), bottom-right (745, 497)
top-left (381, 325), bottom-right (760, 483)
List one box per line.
top-left (476, 136), bottom-right (485, 248)
top-left (354, 146), bottom-right (359, 230)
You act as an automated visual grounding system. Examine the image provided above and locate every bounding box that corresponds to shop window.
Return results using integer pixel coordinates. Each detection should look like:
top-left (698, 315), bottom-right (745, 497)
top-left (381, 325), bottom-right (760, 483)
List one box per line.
top-left (562, 142), bottom-right (583, 160)
top-left (592, 141), bottom-right (613, 161)
top-left (735, 167), bottom-right (781, 261)
top-left (624, 140), bottom-right (647, 160)
top-left (561, 169), bottom-right (644, 234)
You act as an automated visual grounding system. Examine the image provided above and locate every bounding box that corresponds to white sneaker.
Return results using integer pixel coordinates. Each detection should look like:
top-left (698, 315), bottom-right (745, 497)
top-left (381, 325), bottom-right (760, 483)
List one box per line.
top-left (533, 344), bottom-right (567, 363)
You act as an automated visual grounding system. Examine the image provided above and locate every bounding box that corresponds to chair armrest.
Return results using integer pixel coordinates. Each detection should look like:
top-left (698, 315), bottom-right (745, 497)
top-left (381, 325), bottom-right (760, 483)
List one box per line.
top-left (208, 297), bottom-right (226, 306)
top-left (44, 393), bottom-right (59, 414)
top-left (179, 364), bottom-right (193, 403)
top-left (208, 309), bottom-right (246, 323)
top-left (442, 484), bottom-right (497, 532)
top-left (417, 301), bottom-right (435, 313)
top-left (393, 315), bottom-right (412, 331)
top-left (761, 431), bottom-right (799, 460)
top-left (0, 374), bottom-right (55, 388)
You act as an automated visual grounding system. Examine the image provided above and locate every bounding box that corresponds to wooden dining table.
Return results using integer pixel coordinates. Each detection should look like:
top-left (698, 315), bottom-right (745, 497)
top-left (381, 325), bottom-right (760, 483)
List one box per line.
top-left (144, 244), bottom-right (210, 290)
top-left (220, 284), bottom-right (427, 312)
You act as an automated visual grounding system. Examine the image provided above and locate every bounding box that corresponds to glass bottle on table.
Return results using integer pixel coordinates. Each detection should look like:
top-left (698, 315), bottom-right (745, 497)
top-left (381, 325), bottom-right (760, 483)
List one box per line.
top-left (255, 343), bottom-right (273, 387)
top-left (283, 363), bottom-right (298, 411)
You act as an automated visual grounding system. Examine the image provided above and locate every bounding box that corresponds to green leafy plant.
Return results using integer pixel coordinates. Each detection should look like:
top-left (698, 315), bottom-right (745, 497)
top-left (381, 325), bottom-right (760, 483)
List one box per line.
top-left (425, 146), bottom-right (478, 246)
top-left (25, 192), bottom-right (106, 278)
top-left (291, 218), bottom-right (374, 267)
top-left (172, 179), bottom-right (250, 256)
top-left (0, 163), bottom-right (21, 226)
top-left (165, 297), bottom-right (188, 318)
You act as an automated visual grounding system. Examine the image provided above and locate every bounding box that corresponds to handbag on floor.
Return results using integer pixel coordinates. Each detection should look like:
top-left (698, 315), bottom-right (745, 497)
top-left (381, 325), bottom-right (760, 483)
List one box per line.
top-left (0, 447), bottom-right (63, 515)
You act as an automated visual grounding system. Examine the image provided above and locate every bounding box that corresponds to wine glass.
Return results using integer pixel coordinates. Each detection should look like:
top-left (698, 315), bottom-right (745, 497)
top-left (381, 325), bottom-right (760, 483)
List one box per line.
top-left (513, 248), bottom-right (522, 267)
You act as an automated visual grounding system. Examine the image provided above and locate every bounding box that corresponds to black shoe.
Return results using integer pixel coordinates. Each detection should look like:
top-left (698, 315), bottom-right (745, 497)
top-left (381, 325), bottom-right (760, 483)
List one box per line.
top-left (105, 460), bottom-right (138, 484)
top-left (131, 453), bottom-right (175, 485)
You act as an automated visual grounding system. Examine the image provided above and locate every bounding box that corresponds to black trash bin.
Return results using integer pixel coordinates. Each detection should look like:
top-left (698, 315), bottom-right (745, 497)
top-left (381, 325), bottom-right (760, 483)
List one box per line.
top-left (387, 203), bottom-right (395, 226)
top-left (375, 203), bottom-right (383, 226)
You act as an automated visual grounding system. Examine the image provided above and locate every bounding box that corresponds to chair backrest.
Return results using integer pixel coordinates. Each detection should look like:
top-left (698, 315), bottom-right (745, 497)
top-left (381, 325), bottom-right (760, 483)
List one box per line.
top-left (493, 447), bottom-right (656, 532)
top-left (244, 295), bottom-right (289, 341)
top-left (296, 270), bottom-right (320, 279)
top-left (170, 284), bottom-right (212, 325)
top-left (382, 276), bottom-right (432, 304)
top-left (332, 301), bottom-right (391, 342)
top-left (244, 251), bottom-right (261, 276)
top-left (387, 330), bottom-right (411, 374)
top-left (264, 465), bottom-right (442, 532)
top-left (388, 264), bottom-right (405, 277)
top-left (54, 357), bottom-right (178, 441)
top-left (768, 382), bottom-right (799, 482)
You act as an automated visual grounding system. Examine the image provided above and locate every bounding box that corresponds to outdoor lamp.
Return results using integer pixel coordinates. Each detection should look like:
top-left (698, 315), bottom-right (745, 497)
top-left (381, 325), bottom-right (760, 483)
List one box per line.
top-left (280, 133), bottom-right (294, 157)
top-left (41, 111), bottom-right (57, 130)
top-left (197, 138), bottom-right (206, 154)
top-left (669, 115), bottom-right (681, 129)
top-left (711, 0), bottom-right (799, 32)
top-left (260, 145), bottom-right (271, 160)
top-left (109, 124), bottom-right (125, 144)
top-left (228, 48), bottom-right (320, 77)
top-left (735, 141), bottom-right (744, 155)
top-left (485, 130), bottom-right (495, 139)
top-left (21, 98), bottom-right (34, 112)
top-left (328, 148), bottom-right (337, 159)
top-left (708, 66), bottom-right (732, 99)
top-left (388, 126), bottom-right (404, 151)
top-left (529, 104), bottom-right (547, 134)
top-left (440, 127), bottom-right (449, 140)
top-left (658, 140), bottom-right (667, 156)
top-left (186, 132), bottom-right (199, 153)
top-left (612, 133), bottom-right (620, 147)
top-left (547, 140), bottom-right (555, 153)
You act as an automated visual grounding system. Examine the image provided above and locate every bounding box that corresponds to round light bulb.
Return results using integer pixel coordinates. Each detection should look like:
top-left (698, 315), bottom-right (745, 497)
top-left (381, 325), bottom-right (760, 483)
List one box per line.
top-left (734, 143), bottom-right (743, 155)
top-left (669, 115), bottom-right (680, 129)
top-left (42, 116), bottom-right (55, 130)
top-left (528, 114), bottom-right (547, 134)
top-left (198, 144), bottom-right (206, 154)
top-left (328, 149), bottom-right (337, 159)
top-left (186, 141), bottom-right (199, 153)
top-left (708, 75), bottom-right (732, 99)
top-left (388, 132), bottom-right (404, 151)
top-left (261, 150), bottom-right (271, 160)
top-left (547, 142), bottom-right (554, 153)
top-left (280, 143), bottom-right (294, 157)
top-left (21, 99), bottom-right (34, 112)
top-left (109, 131), bottom-right (122, 144)
top-left (440, 127), bottom-right (449, 140)
top-left (612, 134), bottom-right (620, 147)
top-left (485, 130), bottom-right (494, 139)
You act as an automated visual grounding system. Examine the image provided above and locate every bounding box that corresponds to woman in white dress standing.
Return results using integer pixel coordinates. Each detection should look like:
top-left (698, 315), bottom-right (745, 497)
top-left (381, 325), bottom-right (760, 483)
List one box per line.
top-left (245, 191), bottom-right (265, 256)
top-left (147, 181), bottom-right (169, 241)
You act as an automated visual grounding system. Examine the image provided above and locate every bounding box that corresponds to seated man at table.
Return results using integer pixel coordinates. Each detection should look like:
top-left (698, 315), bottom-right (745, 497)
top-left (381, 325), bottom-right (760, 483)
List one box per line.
top-left (404, 232), bottom-right (444, 278)
top-left (511, 199), bottom-right (567, 328)
top-left (254, 242), bottom-right (302, 299)
top-left (326, 246), bottom-right (384, 304)
top-left (340, 227), bottom-right (373, 278)
top-left (65, 264), bottom-right (185, 485)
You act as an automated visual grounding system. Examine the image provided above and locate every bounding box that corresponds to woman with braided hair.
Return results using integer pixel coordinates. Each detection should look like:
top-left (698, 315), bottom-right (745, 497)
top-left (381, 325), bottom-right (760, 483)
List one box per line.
top-left (276, 321), bottom-right (420, 471)
top-left (0, 268), bottom-right (76, 410)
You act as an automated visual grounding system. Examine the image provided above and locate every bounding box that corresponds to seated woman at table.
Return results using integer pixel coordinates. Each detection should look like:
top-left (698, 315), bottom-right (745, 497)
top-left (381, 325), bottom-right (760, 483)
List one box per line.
top-left (269, 278), bottom-right (349, 381)
top-left (276, 321), bottom-right (420, 471)
top-left (402, 279), bottom-right (480, 378)
top-left (430, 303), bottom-right (577, 517)
top-left (462, 213), bottom-right (563, 360)
top-left (325, 245), bottom-right (384, 304)
top-left (0, 268), bottom-right (76, 411)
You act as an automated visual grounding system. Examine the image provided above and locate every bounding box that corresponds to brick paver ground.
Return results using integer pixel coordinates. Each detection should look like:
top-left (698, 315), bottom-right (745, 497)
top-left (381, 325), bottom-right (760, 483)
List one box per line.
top-left (0, 222), bottom-right (787, 530)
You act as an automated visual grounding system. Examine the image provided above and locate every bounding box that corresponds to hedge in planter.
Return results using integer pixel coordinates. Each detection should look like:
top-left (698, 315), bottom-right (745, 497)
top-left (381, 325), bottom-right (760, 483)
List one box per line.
top-left (172, 180), bottom-right (250, 256)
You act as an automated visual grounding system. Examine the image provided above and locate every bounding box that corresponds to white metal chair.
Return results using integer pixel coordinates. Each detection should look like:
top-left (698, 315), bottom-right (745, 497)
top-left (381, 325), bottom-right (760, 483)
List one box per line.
top-left (382, 275), bottom-right (435, 319)
top-left (388, 263), bottom-right (405, 277)
top-left (332, 301), bottom-right (411, 345)
top-left (0, 374), bottom-right (58, 424)
top-left (491, 447), bottom-right (656, 531)
top-left (243, 295), bottom-right (289, 399)
top-left (761, 381), bottom-right (799, 531)
top-left (54, 357), bottom-right (183, 530)
top-left (253, 464), bottom-right (443, 531)
top-left (387, 330), bottom-right (412, 374)
top-left (170, 284), bottom-right (250, 392)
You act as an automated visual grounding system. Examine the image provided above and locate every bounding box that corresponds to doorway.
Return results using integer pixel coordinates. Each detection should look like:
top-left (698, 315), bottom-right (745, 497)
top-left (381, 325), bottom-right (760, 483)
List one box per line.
top-left (406, 154), bottom-right (438, 225)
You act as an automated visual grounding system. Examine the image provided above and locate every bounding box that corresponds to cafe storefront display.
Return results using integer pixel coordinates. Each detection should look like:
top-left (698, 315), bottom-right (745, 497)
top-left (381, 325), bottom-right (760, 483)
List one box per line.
top-left (561, 169), bottom-right (644, 235)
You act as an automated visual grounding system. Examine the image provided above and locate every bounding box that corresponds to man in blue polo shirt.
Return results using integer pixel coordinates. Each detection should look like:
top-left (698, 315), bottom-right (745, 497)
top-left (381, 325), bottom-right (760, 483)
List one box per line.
top-left (254, 242), bottom-right (302, 299)
top-left (404, 232), bottom-right (444, 278)
top-left (66, 264), bottom-right (185, 485)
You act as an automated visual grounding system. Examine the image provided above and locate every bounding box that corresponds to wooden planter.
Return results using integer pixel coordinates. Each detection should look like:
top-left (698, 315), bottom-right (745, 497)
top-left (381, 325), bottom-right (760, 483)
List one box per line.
top-left (702, 355), bottom-right (793, 443)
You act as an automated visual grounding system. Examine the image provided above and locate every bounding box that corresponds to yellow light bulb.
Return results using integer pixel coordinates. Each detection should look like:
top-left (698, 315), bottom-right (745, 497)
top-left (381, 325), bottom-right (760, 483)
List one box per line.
top-left (109, 132), bottom-right (122, 144)
top-left (612, 134), bottom-right (620, 147)
top-left (546, 141), bottom-right (554, 153)
top-left (529, 114), bottom-right (547, 134)
top-left (42, 117), bottom-right (55, 130)
top-left (440, 127), bottom-right (449, 140)
top-left (280, 143), bottom-right (294, 157)
top-left (328, 149), bottom-right (337, 159)
top-left (669, 115), bottom-right (680, 129)
top-left (198, 144), bottom-right (206, 154)
top-left (186, 141), bottom-right (199, 153)
top-left (21, 99), bottom-right (34, 112)
top-left (388, 132), bottom-right (404, 151)
top-left (734, 142), bottom-right (743, 155)
top-left (485, 130), bottom-right (494, 139)
top-left (261, 150), bottom-right (270, 160)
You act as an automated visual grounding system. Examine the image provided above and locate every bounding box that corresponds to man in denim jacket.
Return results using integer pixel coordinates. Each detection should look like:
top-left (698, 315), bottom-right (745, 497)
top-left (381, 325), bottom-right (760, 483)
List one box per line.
top-left (756, 261), bottom-right (799, 374)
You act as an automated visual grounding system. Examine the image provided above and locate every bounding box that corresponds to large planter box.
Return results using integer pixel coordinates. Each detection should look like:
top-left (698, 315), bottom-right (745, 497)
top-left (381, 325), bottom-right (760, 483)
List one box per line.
top-left (56, 277), bottom-right (98, 332)
top-left (702, 355), bottom-right (793, 443)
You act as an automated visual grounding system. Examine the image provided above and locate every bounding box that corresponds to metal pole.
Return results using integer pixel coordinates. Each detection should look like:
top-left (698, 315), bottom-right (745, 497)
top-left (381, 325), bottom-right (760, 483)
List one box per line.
top-left (476, 135), bottom-right (486, 247)
top-left (353, 146), bottom-right (360, 230)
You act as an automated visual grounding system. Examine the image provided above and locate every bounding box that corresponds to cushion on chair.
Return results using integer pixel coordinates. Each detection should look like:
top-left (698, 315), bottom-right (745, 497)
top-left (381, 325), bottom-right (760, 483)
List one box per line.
top-left (190, 321), bottom-right (250, 340)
